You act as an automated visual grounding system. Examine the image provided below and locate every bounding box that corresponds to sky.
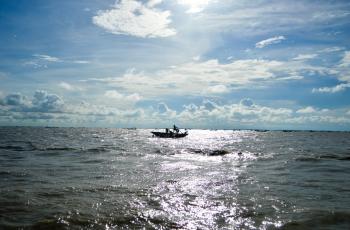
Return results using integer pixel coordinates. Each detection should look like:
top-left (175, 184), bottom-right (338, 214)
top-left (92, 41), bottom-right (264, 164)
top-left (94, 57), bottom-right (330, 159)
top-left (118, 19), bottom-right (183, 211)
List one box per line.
top-left (0, 0), bottom-right (350, 130)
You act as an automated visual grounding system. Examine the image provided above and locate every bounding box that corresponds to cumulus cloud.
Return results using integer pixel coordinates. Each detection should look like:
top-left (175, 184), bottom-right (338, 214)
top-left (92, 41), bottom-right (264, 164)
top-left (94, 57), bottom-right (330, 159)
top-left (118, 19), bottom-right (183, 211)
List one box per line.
top-left (293, 54), bottom-right (318, 61)
top-left (3, 93), bottom-right (28, 106)
top-left (1, 91), bottom-right (350, 128)
top-left (176, 100), bottom-right (350, 129)
top-left (93, 0), bottom-right (176, 38)
top-left (178, 99), bottom-right (294, 128)
top-left (0, 90), bottom-right (148, 126)
top-left (255, 36), bottom-right (286, 48)
top-left (32, 90), bottom-right (64, 112)
top-left (0, 90), bottom-right (64, 113)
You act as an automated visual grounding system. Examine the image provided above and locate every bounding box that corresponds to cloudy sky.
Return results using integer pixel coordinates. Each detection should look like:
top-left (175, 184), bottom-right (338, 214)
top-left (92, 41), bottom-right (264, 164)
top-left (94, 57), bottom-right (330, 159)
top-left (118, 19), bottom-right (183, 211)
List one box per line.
top-left (1, 0), bottom-right (350, 130)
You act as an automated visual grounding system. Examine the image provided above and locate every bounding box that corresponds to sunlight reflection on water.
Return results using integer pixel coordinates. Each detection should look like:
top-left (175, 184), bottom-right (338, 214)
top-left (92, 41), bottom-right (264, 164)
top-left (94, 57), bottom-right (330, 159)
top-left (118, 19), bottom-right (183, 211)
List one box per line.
top-left (138, 129), bottom-right (262, 229)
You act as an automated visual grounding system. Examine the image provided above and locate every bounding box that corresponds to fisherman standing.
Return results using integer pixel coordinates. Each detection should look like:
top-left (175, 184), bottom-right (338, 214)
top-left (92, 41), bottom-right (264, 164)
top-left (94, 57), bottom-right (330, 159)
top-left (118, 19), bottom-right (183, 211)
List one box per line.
top-left (173, 125), bottom-right (179, 133)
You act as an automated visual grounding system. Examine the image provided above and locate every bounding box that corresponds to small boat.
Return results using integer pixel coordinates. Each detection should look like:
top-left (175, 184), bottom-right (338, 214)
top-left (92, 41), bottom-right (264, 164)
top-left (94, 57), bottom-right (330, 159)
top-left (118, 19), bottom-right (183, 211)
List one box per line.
top-left (151, 125), bottom-right (188, 138)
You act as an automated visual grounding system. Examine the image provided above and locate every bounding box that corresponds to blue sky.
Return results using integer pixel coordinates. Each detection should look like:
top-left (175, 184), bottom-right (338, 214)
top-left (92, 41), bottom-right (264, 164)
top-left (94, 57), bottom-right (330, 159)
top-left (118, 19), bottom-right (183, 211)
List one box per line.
top-left (1, 0), bottom-right (350, 130)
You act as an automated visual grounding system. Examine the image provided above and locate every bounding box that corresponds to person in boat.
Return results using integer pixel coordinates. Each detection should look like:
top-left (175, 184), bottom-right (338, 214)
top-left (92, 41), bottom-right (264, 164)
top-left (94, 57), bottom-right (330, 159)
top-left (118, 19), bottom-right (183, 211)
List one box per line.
top-left (166, 128), bottom-right (169, 133)
top-left (173, 125), bottom-right (179, 133)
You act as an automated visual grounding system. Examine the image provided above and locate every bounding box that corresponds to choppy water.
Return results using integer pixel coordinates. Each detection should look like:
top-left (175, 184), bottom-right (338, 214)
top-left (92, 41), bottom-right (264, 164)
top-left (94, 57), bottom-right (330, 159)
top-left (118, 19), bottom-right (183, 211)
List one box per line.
top-left (0, 127), bottom-right (350, 229)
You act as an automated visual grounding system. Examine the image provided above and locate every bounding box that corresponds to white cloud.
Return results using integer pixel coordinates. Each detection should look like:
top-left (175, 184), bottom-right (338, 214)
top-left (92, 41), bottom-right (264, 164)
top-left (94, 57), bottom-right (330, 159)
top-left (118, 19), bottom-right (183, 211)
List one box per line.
top-left (87, 59), bottom-right (284, 97)
top-left (277, 75), bottom-right (304, 81)
top-left (196, 1), bottom-right (350, 35)
top-left (59, 82), bottom-right (74, 91)
top-left (32, 90), bottom-right (65, 112)
top-left (338, 51), bottom-right (350, 68)
top-left (296, 106), bottom-right (316, 114)
top-left (255, 36), bottom-right (286, 48)
top-left (83, 57), bottom-right (330, 98)
top-left (293, 54), bottom-right (318, 61)
top-left (104, 90), bottom-right (142, 102)
top-left (177, 100), bottom-right (350, 129)
top-left (72, 60), bottom-right (90, 64)
top-left (309, 50), bottom-right (350, 94)
top-left (33, 54), bottom-right (61, 62)
top-left (1, 91), bottom-right (64, 113)
top-left (177, 0), bottom-right (211, 14)
top-left (0, 90), bottom-right (148, 126)
top-left (178, 99), bottom-right (294, 128)
top-left (93, 0), bottom-right (176, 38)
top-left (2, 91), bottom-right (350, 128)
top-left (318, 46), bottom-right (344, 53)
top-left (206, 85), bottom-right (229, 94)
top-left (332, 51), bottom-right (350, 84)
top-left (58, 82), bottom-right (83, 91)
top-left (24, 54), bottom-right (87, 68)
top-left (312, 83), bottom-right (350, 93)
top-left (3, 93), bottom-right (29, 107)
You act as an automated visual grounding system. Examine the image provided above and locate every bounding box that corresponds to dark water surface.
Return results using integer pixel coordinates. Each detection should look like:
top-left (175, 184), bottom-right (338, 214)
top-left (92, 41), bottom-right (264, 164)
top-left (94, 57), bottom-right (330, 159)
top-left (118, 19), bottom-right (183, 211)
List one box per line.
top-left (0, 127), bottom-right (350, 229)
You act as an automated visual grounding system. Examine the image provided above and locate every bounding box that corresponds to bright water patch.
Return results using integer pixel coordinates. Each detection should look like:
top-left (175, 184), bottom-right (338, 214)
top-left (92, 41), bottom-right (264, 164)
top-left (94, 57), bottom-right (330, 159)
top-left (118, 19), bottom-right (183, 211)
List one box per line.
top-left (0, 127), bottom-right (349, 229)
